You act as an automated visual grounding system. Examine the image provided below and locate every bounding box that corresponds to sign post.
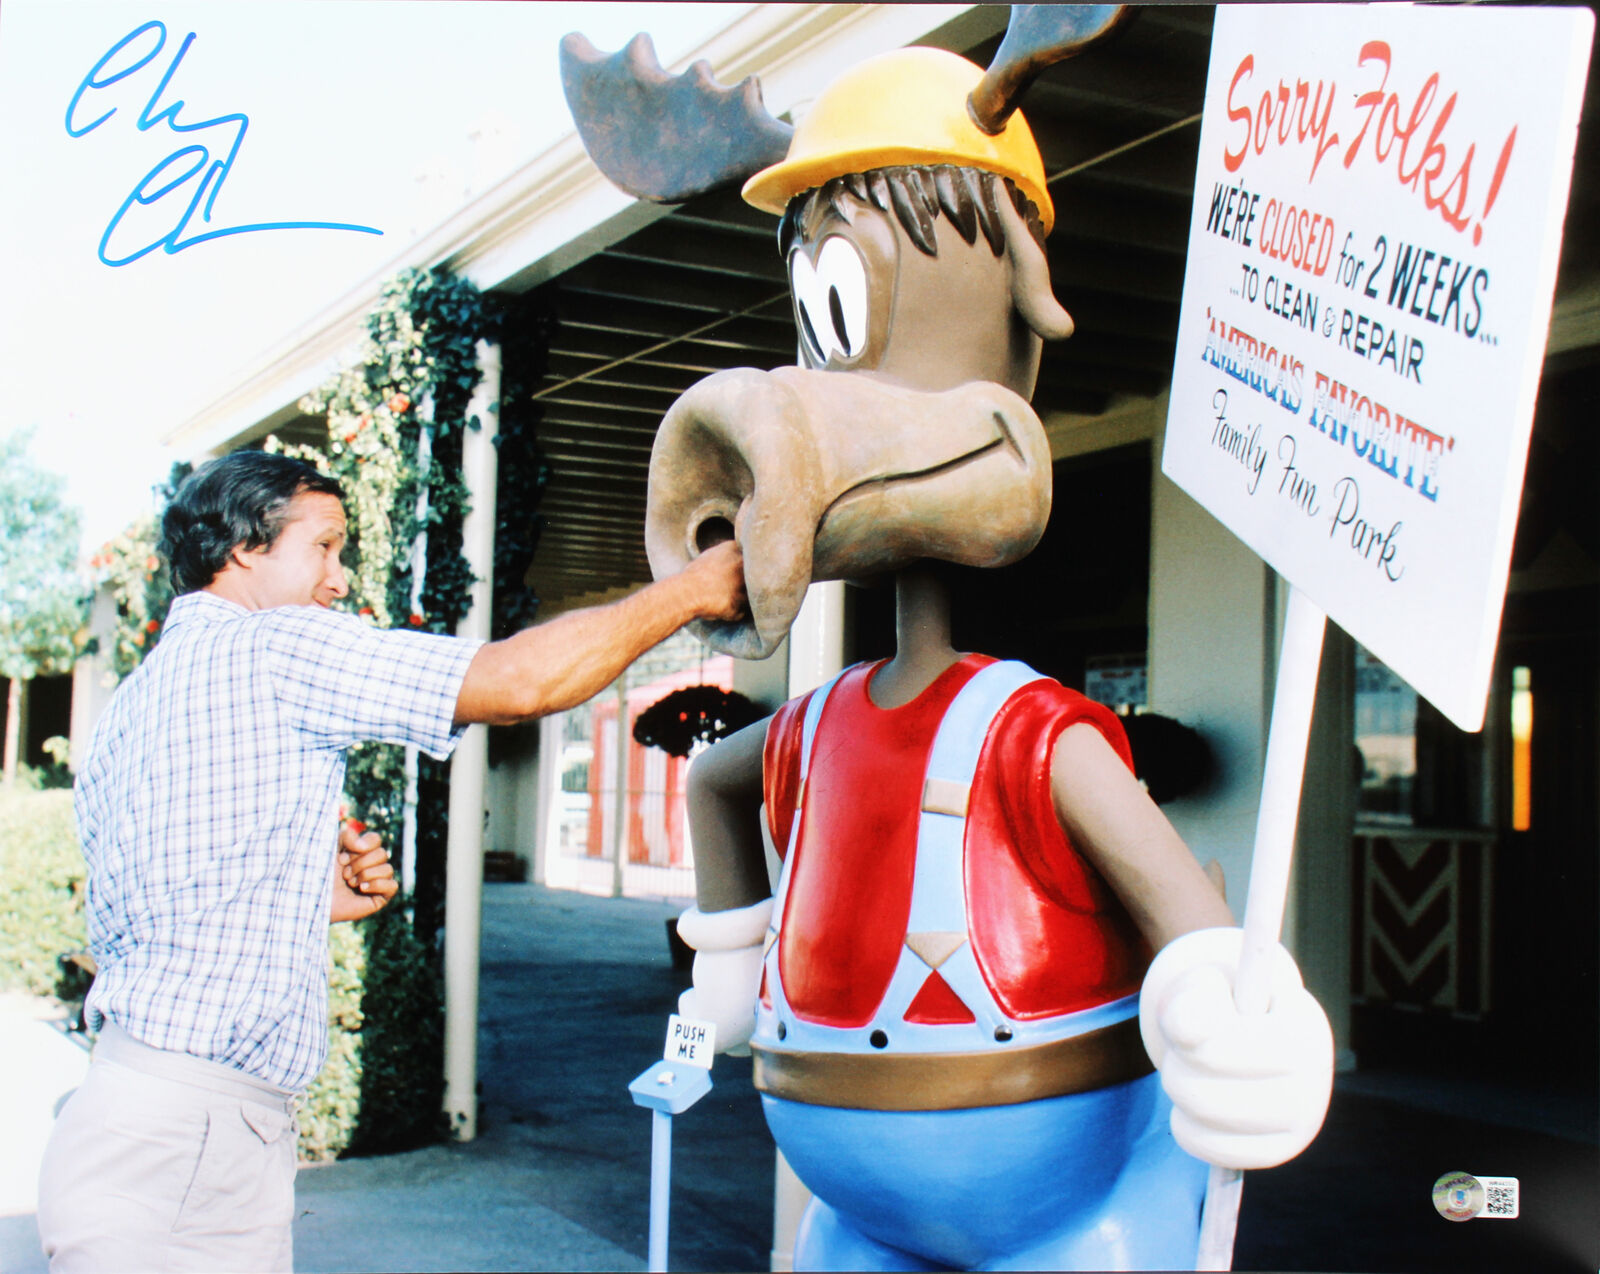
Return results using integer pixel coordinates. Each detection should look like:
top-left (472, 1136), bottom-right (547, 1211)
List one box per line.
top-left (1163, 5), bottom-right (1592, 1268)
top-left (1197, 586), bottom-right (1325, 1269)
top-left (627, 1014), bottom-right (718, 1272)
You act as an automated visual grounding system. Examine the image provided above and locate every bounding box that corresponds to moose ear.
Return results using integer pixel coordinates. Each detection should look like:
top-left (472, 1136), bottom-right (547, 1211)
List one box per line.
top-left (996, 194), bottom-right (1074, 341)
top-left (560, 31), bottom-right (793, 204)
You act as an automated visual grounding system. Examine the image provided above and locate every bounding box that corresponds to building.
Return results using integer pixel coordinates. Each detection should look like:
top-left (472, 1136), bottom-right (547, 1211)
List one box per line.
top-left (90, 1), bottom-right (1594, 1253)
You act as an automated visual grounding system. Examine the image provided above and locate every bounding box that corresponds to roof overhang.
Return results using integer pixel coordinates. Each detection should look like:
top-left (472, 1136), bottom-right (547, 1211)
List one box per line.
top-left (165, 3), bottom-right (995, 457)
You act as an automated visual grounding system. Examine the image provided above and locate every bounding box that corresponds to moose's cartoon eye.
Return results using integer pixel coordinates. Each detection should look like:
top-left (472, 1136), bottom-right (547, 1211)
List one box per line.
top-left (790, 236), bottom-right (869, 366)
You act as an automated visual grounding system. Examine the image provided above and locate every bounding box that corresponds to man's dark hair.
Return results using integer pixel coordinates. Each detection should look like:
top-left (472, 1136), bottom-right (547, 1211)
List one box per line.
top-left (159, 451), bottom-right (344, 594)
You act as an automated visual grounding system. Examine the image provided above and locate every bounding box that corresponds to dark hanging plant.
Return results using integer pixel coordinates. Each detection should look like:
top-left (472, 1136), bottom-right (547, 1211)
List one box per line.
top-left (490, 291), bottom-right (554, 642)
top-left (633, 685), bottom-right (765, 758)
top-left (1117, 711), bottom-right (1213, 805)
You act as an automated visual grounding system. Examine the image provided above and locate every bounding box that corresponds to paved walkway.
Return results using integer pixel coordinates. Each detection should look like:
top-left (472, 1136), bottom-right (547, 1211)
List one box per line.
top-left (4, 885), bottom-right (1596, 1273)
top-left (2, 887), bottom-right (772, 1274)
top-left (1, 994), bottom-right (92, 1273)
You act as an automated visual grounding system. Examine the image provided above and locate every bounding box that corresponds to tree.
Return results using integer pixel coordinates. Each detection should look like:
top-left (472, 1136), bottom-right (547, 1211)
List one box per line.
top-left (0, 430), bottom-right (90, 785)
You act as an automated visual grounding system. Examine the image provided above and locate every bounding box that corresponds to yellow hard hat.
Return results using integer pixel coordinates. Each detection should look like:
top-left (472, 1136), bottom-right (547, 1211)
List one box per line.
top-left (742, 46), bottom-right (1054, 234)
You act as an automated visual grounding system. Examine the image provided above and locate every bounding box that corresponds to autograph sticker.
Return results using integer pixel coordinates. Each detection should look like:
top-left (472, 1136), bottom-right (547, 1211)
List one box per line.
top-left (1432, 1171), bottom-right (1484, 1221)
top-left (1433, 1171), bottom-right (1519, 1221)
top-left (66, 20), bottom-right (383, 266)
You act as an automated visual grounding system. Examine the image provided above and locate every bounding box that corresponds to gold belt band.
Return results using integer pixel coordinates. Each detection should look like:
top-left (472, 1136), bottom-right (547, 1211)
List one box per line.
top-left (751, 1016), bottom-right (1153, 1112)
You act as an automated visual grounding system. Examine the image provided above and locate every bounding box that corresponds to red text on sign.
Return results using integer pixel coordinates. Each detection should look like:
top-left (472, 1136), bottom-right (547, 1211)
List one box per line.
top-left (1220, 43), bottom-right (1518, 248)
top-left (1223, 56), bottom-right (1341, 180)
top-left (1344, 41), bottom-right (1517, 248)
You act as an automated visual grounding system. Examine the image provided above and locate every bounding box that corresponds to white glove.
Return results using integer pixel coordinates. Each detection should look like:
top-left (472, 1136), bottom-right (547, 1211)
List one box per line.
top-left (675, 898), bottom-right (773, 1056)
top-left (1139, 927), bottom-right (1333, 1170)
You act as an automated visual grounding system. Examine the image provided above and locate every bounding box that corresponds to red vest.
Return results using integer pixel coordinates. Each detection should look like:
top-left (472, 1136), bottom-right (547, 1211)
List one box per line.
top-left (762, 655), bottom-right (1150, 1029)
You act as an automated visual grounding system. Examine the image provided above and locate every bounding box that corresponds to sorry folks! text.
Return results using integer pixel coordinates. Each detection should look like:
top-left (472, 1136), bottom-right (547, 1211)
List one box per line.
top-left (1222, 40), bottom-right (1518, 249)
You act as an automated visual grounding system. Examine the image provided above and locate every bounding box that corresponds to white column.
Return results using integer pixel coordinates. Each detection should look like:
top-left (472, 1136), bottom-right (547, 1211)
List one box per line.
top-left (3, 676), bottom-right (28, 785)
top-left (69, 588), bottom-right (118, 771)
top-left (785, 581), bottom-right (847, 697)
top-left (535, 712), bottom-right (565, 885)
top-left (443, 340), bottom-right (501, 1142)
top-left (610, 680), bottom-right (631, 898)
top-left (769, 581), bottom-right (847, 1271)
top-left (1147, 460), bottom-right (1274, 919)
top-left (401, 408), bottom-right (434, 899)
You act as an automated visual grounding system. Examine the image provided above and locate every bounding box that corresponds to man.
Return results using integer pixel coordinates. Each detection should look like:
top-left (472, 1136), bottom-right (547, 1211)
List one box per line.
top-left (37, 450), bottom-right (745, 1273)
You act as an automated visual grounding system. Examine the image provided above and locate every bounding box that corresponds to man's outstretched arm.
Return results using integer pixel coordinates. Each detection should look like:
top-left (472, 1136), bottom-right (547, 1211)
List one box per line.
top-left (452, 541), bottom-right (745, 727)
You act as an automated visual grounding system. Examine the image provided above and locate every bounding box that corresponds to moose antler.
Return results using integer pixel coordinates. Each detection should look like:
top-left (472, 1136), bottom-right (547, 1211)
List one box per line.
top-left (968, 5), bottom-right (1132, 136)
top-left (560, 31), bottom-right (793, 204)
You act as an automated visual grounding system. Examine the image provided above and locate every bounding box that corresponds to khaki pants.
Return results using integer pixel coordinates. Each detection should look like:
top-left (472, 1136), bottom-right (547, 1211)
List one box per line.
top-left (37, 1022), bottom-right (299, 1274)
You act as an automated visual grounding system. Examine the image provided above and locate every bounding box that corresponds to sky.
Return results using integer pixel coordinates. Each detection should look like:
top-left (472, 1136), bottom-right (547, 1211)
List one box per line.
top-left (0, 0), bottom-right (749, 552)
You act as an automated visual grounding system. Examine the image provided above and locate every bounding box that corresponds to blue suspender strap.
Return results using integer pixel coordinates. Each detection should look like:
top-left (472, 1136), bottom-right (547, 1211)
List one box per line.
top-left (889, 662), bottom-right (1045, 1036)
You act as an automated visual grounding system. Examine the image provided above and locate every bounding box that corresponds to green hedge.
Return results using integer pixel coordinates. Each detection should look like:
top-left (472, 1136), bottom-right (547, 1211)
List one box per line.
top-left (298, 919), bottom-right (367, 1162)
top-left (0, 788), bottom-right (442, 1163)
top-left (300, 901), bottom-right (448, 1161)
top-left (0, 789), bottom-right (86, 998)
top-left (346, 901), bottom-right (449, 1156)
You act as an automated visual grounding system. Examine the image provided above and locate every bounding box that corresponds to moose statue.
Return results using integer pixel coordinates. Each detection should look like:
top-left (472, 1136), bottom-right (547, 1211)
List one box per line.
top-left (562, 7), bottom-right (1334, 1269)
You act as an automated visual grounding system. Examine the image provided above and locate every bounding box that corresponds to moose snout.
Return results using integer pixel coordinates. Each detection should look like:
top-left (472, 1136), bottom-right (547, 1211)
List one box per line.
top-left (647, 365), bottom-right (1052, 659)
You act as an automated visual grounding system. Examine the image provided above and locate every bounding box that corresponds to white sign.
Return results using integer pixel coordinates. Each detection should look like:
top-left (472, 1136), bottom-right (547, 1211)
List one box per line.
top-left (1085, 654), bottom-right (1147, 711)
top-left (663, 1014), bottom-right (716, 1069)
top-left (1163, 5), bottom-right (1592, 730)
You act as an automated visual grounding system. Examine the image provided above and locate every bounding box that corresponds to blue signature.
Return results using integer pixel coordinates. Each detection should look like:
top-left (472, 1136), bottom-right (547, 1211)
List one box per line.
top-left (66, 20), bottom-right (382, 267)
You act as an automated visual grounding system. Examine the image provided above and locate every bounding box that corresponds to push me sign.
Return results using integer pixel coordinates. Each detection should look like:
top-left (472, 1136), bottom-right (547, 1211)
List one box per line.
top-left (664, 1015), bottom-right (716, 1069)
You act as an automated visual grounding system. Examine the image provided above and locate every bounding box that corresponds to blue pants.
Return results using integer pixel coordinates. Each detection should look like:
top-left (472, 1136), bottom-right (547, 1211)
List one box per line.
top-left (764, 1073), bottom-right (1205, 1271)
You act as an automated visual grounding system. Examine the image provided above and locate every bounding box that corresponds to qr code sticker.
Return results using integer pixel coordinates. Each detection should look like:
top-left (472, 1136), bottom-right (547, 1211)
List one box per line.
top-left (1478, 1176), bottom-right (1520, 1219)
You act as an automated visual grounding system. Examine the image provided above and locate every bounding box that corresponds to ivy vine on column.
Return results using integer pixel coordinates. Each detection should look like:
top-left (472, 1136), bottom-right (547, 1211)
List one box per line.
top-left (284, 266), bottom-right (485, 910)
top-left (278, 268), bottom-right (549, 943)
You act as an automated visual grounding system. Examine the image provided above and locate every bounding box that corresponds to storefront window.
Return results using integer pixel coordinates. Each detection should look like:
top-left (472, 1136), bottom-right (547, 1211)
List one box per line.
top-left (1354, 645), bottom-right (1488, 829)
top-left (545, 631), bottom-right (736, 898)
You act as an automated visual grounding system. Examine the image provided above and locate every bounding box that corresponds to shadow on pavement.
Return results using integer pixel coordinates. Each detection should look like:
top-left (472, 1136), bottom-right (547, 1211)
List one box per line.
top-left (301, 883), bottom-right (1596, 1273)
top-left (293, 883), bottom-right (772, 1274)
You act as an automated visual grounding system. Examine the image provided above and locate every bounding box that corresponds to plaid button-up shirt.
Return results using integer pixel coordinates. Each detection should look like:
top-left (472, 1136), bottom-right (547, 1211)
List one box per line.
top-left (75, 591), bottom-right (481, 1091)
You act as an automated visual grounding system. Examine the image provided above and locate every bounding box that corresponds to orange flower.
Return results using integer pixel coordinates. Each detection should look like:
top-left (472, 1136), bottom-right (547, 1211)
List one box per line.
top-left (387, 393), bottom-right (411, 414)
top-left (145, 556), bottom-right (160, 571)
top-left (145, 620), bottom-right (160, 633)
top-left (407, 613), bottom-right (425, 627)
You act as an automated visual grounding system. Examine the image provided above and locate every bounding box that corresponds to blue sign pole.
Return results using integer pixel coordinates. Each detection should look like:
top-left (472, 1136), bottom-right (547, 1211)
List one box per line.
top-left (628, 1059), bottom-right (713, 1272)
top-left (647, 1108), bottom-right (672, 1271)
